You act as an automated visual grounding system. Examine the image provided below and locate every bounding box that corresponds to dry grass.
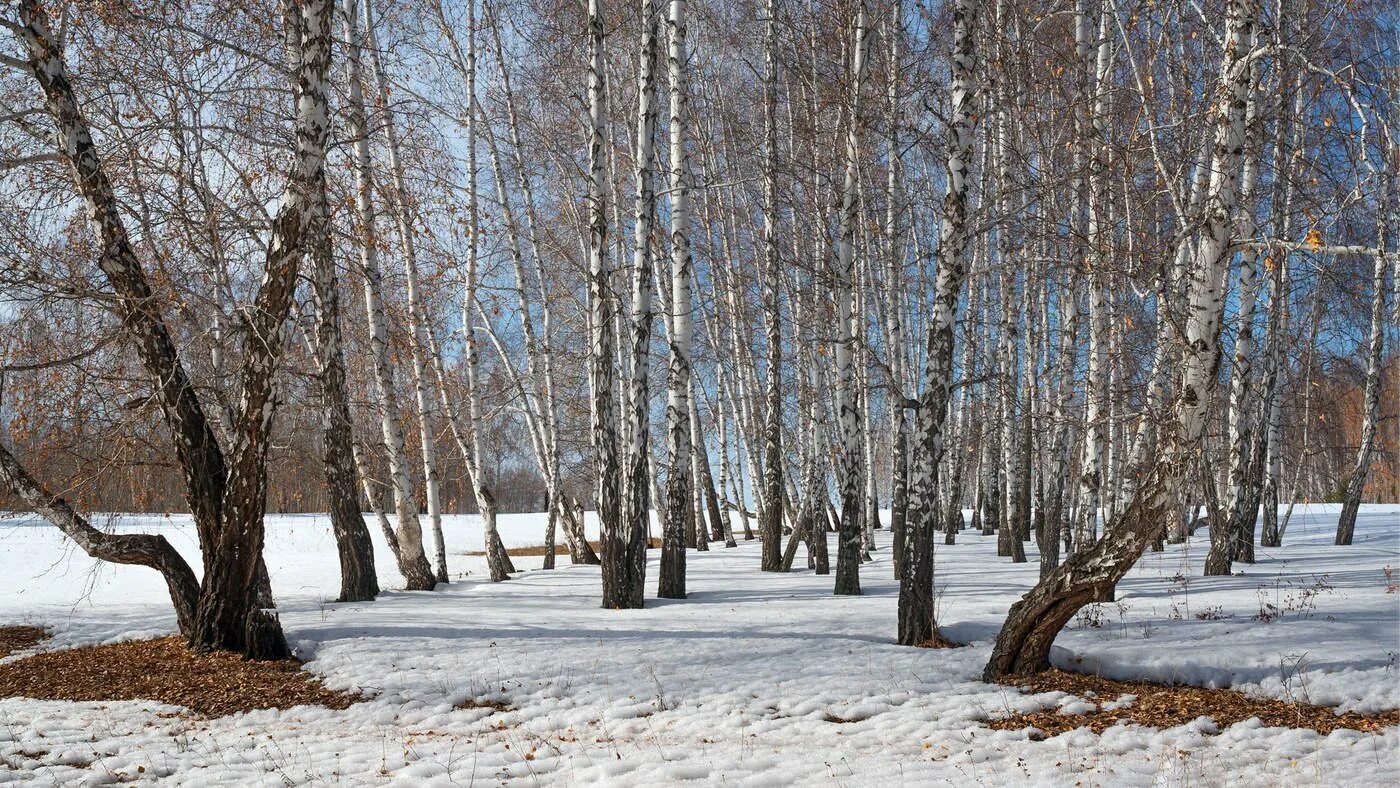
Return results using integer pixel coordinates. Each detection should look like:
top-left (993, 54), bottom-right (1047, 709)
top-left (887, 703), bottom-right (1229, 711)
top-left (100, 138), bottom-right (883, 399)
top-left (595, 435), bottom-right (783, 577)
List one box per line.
top-left (0, 636), bottom-right (364, 717)
top-left (465, 537), bottom-right (662, 557)
top-left (0, 625), bottom-right (49, 658)
top-left (989, 668), bottom-right (1399, 737)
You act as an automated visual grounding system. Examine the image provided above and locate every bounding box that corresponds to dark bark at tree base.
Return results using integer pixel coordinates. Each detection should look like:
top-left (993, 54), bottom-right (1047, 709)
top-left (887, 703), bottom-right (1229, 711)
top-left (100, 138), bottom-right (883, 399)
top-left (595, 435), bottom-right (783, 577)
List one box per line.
top-left (700, 456), bottom-right (726, 544)
top-left (1259, 484), bottom-right (1281, 547)
top-left (1335, 500), bottom-right (1360, 546)
top-left (400, 556), bottom-right (439, 591)
top-left (565, 499), bottom-right (601, 565)
top-left (542, 503), bottom-right (557, 570)
top-left (241, 609), bottom-right (291, 661)
top-left (760, 495), bottom-right (783, 571)
top-left (897, 508), bottom-right (937, 646)
top-left (659, 471), bottom-right (689, 598)
top-left (943, 492), bottom-right (960, 546)
top-left (330, 515), bottom-right (378, 603)
top-left (833, 495), bottom-right (862, 595)
top-left (1203, 522), bottom-right (1233, 575)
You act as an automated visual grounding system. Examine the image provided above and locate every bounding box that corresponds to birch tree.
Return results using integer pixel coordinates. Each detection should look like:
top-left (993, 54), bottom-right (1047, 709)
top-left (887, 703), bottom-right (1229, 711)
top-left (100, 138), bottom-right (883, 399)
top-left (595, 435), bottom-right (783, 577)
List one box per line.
top-left (659, 0), bottom-right (693, 598)
top-left (832, 0), bottom-right (870, 597)
top-left (4, 0), bottom-right (335, 657)
top-left (759, 0), bottom-right (785, 573)
top-left (898, 0), bottom-right (978, 646)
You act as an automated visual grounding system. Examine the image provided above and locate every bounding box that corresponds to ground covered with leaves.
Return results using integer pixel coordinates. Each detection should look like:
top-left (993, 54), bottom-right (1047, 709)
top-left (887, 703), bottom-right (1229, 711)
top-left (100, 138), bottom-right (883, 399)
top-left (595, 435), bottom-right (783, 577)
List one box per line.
top-left (0, 636), bottom-right (363, 717)
top-left (0, 625), bottom-right (48, 658)
top-left (990, 668), bottom-right (1400, 737)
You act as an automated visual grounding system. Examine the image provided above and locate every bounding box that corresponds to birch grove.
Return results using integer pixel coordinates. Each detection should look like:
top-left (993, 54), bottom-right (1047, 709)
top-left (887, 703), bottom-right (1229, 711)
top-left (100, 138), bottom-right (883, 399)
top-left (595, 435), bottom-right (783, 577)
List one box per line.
top-left (0, 0), bottom-right (1391, 670)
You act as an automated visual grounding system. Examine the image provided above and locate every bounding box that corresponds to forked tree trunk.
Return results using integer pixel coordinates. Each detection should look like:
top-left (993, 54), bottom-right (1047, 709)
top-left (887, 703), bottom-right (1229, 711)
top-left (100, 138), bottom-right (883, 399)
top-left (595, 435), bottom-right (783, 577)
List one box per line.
top-left (15, 0), bottom-right (340, 658)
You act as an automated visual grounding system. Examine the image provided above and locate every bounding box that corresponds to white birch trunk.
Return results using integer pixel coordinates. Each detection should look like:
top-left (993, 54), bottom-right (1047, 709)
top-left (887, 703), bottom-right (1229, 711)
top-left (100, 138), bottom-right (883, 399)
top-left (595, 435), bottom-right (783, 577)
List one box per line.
top-left (832, 1), bottom-right (870, 596)
top-left (345, 0), bottom-right (434, 591)
top-left (659, 0), bottom-right (693, 598)
top-left (898, 0), bottom-right (978, 645)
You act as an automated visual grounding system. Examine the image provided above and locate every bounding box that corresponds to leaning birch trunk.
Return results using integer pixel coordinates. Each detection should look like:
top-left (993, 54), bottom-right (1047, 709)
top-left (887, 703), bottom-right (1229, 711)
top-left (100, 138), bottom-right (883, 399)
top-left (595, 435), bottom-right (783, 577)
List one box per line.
top-left (0, 436), bottom-right (200, 636)
top-left (476, 119), bottom-right (555, 572)
top-left (691, 392), bottom-right (726, 543)
top-left (344, 0), bottom-right (434, 591)
top-left (759, 0), bottom-right (785, 573)
top-left (352, 443), bottom-right (401, 555)
top-left (659, 0), bottom-right (693, 598)
top-left (457, 0), bottom-right (514, 582)
top-left (984, 0), bottom-right (1260, 679)
top-left (897, 0), bottom-right (977, 646)
top-left (363, 0), bottom-right (449, 584)
top-left (1336, 172), bottom-right (1391, 545)
top-left (832, 1), bottom-right (870, 596)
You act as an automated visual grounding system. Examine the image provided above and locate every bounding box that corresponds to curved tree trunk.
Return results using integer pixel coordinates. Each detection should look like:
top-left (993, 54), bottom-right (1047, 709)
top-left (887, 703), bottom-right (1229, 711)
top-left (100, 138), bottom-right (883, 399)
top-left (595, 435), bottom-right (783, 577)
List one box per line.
top-left (985, 0), bottom-right (1259, 679)
top-left (0, 441), bottom-right (200, 636)
top-left (15, 0), bottom-right (340, 658)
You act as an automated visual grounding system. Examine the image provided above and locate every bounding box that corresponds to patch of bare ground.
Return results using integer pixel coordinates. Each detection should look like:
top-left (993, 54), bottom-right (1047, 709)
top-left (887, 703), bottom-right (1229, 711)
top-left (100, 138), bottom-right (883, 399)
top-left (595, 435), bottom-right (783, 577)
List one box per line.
top-left (455, 697), bottom-right (515, 713)
top-left (989, 668), bottom-right (1400, 737)
top-left (0, 625), bottom-right (49, 658)
top-left (466, 538), bottom-right (661, 557)
top-left (0, 636), bottom-right (364, 717)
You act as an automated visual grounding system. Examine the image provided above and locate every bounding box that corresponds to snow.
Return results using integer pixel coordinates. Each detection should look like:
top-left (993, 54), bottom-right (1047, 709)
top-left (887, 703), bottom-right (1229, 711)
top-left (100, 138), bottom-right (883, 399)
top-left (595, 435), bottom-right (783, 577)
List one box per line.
top-left (1, 504), bottom-right (1397, 785)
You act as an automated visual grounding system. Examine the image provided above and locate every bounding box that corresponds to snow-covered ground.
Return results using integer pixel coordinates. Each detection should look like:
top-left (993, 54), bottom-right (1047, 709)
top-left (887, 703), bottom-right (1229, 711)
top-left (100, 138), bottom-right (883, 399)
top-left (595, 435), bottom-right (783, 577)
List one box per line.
top-left (1, 504), bottom-right (1397, 786)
